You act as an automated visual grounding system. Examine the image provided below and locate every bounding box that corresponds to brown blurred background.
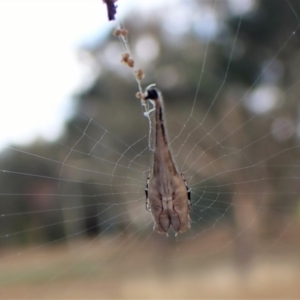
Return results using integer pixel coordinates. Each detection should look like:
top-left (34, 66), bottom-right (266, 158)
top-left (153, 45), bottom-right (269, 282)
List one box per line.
top-left (1, 0), bottom-right (300, 298)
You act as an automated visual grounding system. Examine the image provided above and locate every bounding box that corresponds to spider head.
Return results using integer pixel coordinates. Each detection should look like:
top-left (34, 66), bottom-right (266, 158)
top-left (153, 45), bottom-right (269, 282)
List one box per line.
top-left (144, 84), bottom-right (160, 101)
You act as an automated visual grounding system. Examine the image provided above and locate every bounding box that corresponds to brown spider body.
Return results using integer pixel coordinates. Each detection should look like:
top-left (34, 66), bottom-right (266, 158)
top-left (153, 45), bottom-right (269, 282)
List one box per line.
top-left (144, 87), bottom-right (191, 234)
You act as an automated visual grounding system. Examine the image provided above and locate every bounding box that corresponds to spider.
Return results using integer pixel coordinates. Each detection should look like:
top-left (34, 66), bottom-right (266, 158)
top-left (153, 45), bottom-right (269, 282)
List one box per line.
top-left (143, 86), bottom-right (192, 234)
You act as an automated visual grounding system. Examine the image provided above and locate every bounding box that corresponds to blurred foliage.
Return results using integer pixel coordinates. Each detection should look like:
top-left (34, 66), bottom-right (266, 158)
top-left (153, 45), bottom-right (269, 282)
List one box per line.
top-left (1, 0), bottom-right (300, 246)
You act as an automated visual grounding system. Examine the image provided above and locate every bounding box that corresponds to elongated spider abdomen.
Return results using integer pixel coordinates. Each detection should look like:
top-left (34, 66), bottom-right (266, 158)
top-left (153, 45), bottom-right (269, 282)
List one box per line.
top-left (144, 86), bottom-right (191, 235)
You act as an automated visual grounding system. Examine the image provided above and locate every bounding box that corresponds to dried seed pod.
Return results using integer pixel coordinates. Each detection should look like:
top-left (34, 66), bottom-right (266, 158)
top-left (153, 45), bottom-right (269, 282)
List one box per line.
top-left (135, 69), bottom-right (145, 81)
top-left (113, 29), bottom-right (122, 36)
top-left (136, 92), bottom-right (144, 99)
top-left (120, 28), bottom-right (129, 36)
top-left (121, 52), bottom-right (130, 64)
top-left (127, 58), bottom-right (134, 68)
top-left (120, 53), bottom-right (134, 68)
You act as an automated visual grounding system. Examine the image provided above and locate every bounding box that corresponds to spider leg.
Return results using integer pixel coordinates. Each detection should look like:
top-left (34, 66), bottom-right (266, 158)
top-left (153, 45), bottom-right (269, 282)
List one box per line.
top-left (181, 173), bottom-right (192, 209)
top-left (145, 171), bottom-right (151, 211)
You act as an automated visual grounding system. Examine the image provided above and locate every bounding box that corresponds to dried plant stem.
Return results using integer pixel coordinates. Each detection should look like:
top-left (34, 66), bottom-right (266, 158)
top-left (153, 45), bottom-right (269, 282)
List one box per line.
top-left (113, 22), bottom-right (155, 151)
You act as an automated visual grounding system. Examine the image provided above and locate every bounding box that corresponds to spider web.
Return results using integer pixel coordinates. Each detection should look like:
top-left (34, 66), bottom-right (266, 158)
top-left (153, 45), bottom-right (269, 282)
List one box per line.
top-left (1, 0), bottom-right (300, 298)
